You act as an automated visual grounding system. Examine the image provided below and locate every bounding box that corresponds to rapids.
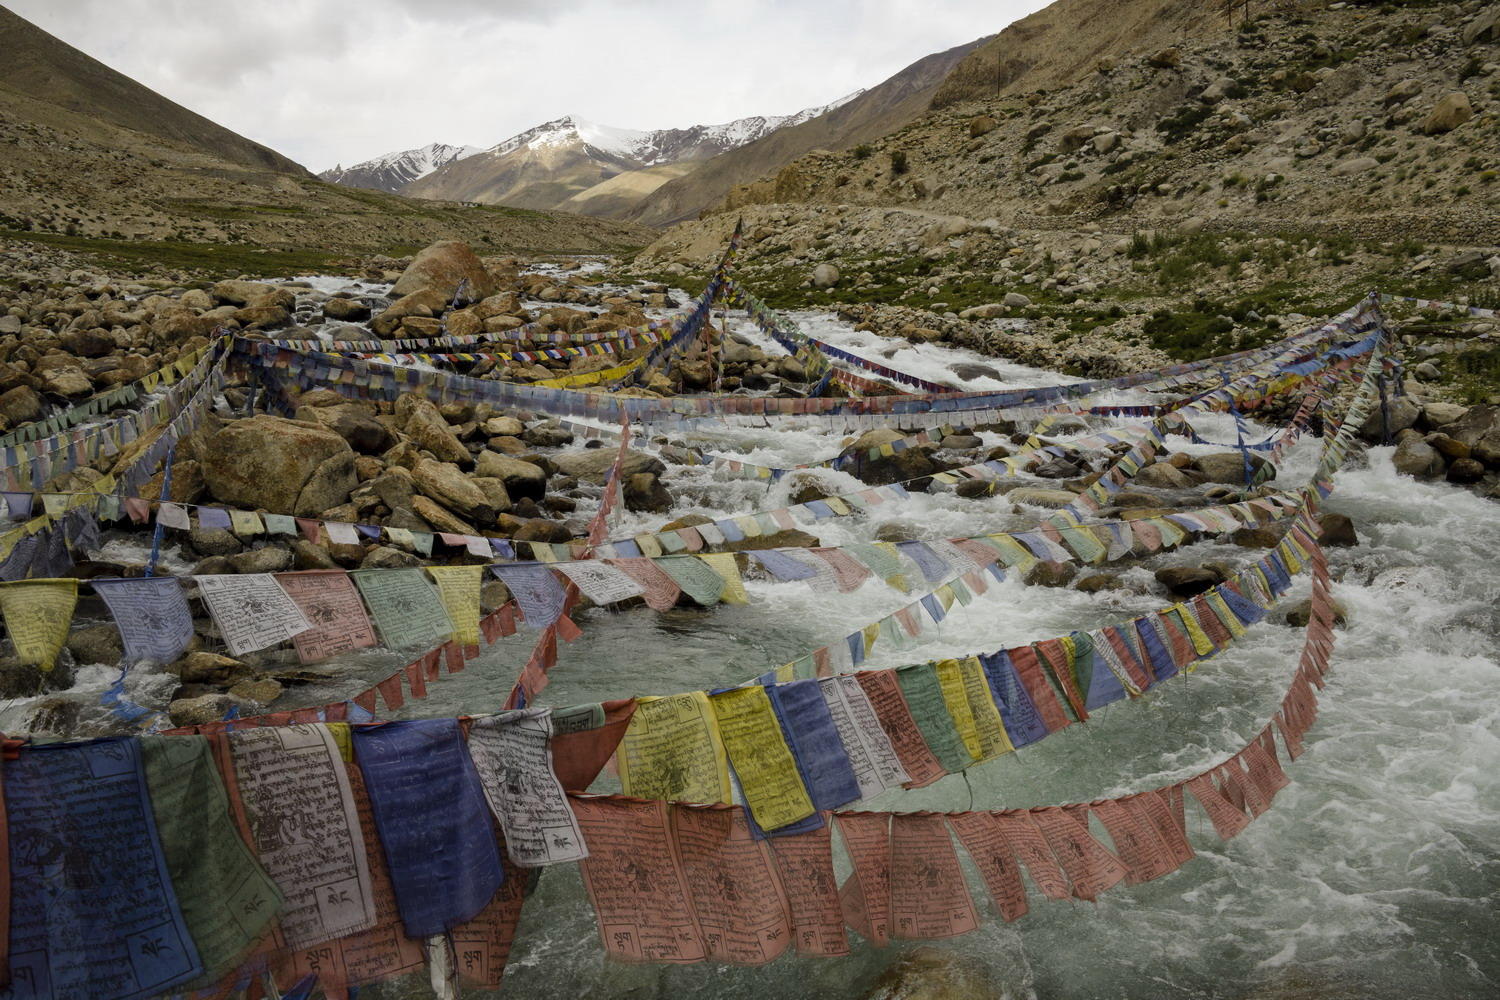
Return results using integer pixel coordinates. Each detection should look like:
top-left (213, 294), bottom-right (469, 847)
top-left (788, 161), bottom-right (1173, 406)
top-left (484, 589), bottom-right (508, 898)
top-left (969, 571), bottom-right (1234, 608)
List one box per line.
top-left (12, 283), bottom-right (1500, 999)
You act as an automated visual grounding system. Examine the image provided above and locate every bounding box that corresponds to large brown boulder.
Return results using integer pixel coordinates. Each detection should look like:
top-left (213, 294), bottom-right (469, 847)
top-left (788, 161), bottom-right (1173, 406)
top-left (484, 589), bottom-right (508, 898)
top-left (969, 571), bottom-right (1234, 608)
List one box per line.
top-left (370, 289), bottom-right (448, 338)
top-left (413, 459), bottom-right (497, 523)
top-left (1446, 405), bottom-right (1500, 466)
top-left (202, 415), bottom-right (356, 514)
top-left (1191, 451), bottom-right (1273, 485)
top-left (395, 393), bottom-right (472, 466)
top-left (837, 428), bottom-right (939, 486)
top-left (475, 452), bottom-right (547, 501)
top-left (1420, 92), bottom-right (1473, 135)
top-left (390, 241), bottom-right (497, 303)
top-left (551, 447), bottom-right (663, 484)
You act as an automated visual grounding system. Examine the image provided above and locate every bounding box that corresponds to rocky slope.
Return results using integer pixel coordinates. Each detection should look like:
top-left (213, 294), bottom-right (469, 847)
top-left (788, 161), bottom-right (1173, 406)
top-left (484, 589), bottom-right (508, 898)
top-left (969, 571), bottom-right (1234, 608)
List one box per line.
top-left (400, 96), bottom-right (860, 216)
top-left (627, 35), bottom-right (992, 227)
top-left (630, 1), bottom-right (1500, 402)
top-left (317, 142), bottom-right (482, 194)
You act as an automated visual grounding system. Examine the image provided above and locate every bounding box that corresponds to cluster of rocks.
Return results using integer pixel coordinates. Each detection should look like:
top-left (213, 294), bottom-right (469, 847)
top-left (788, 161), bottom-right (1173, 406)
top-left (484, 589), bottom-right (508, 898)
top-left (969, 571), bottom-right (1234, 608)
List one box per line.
top-left (1373, 398), bottom-right (1500, 495)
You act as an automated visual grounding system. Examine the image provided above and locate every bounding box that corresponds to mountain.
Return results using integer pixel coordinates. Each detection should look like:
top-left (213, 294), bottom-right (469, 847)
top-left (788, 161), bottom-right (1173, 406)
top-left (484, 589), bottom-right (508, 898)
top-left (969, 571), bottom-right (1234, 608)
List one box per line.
top-left (0, 4), bottom-right (303, 174)
top-left (0, 5), bottom-right (650, 255)
top-left (318, 142), bottom-right (482, 194)
top-left (400, 94), bottom-right (862, 215)
top-left (626, 35), bottom-right (992, 227)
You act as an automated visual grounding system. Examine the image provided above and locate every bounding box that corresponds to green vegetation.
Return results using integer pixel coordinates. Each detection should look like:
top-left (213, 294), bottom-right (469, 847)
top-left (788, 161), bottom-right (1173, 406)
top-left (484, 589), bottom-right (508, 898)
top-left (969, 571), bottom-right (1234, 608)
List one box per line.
top-left (851, 144), bottom-right (874, 161)
top-left (889, 150), bottom-right (909, 176)
top-left (0, 230), bottom-right (346, 277)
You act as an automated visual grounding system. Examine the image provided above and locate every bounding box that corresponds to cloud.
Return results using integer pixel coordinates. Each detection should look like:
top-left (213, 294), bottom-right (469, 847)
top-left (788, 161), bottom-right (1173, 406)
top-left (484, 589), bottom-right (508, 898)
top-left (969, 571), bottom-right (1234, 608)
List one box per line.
top-left (6, 0), bottom-right (1046, 171)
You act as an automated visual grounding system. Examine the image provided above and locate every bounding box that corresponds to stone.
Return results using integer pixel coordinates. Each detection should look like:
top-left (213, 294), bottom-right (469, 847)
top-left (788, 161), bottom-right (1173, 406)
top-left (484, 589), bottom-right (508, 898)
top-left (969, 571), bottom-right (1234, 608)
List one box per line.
top-left (228, 677), bottom-right (283, 707)
top-left (396, 393), bottom-right (472, 466)
top-left (1147, 47), bottom-right (1181, 69)
top-left (173, 651), bottom-right (251, 684)
top-left (1155, 565), bottom-right (1224, 598)
top-left (24, 698), bottom-right (82, 734)
top-left (294, 402), bottom-right (395, 454)
top-left (837, 429), bottom-right (938, 487)
top-left (1286, 597), bottom-right (1347, 629)
top-left (483, 416), bottom-right (525, 437)
top-left (623, 472), bottom-right (674, 513)
top-left (476, 452), bottom-right (547, 501)
top-left (229, 545), bottom-right (295, 573)
top-left (291, 538), bottom-right (341, 569)
top-left (1446, 405), bottom-right (1500, 465)
top-left (323, 297), bottom-right (370, 321)
top-left (968, 115), bottom-right (998, 138)
top-left (1463, 5), bottom-right (1500, 45)
top-left (1383, 79), bottom-right (1422, 106)
top-left (954, 479), bottom-right (994, 499)
top-left (716, 529), bottom-right (820, 553)
top-left (1425, 433), bottom-right (1470, 461)
top-left (361, 545), bottom-right (422, 569)
top-left (414, 459), bottom-right (496, 522)
top-left (472, 476), bottom-right (513, 514)
top-left (521, 422), bottom-right (575, 448)
top-left (297, 451), bottom-right (359, 516)
top-left (1392, 436), bottom-right (1445, 478)
top-left (390, 240), bottom-right (497, 302)
top-left (552, 448), bottom-right (663, 485)
top-left (40, 365), bottom-right (92, 396)
top-left (168, 694), bottom-right (242, 727)
top-left (1358, 395), bottom-right (1420, 441)
top-left (1192, 451), bottom-right (1273, 485)
top-left (202, 415), bottom-right (354, 515)
top-left (812, 263), bottom-right (841, 289)
top-left (1230, 527), bottom-right (1281, 549)
top-left (1447, 457), bottom-right (1486, 483)
top-left (189, 527), bottom-right (243, 557)
top-left (66, 624), bottom-right (123, 666)
top-left (60, 327), bottom-right (115, 357)
top-left (1420, 402), bottom-right (1468, 429)
top-left (1421, 92), bottom-right (1473, 134)
top-left (1075, 573), bottom-right (1122, 594)
top-left (211, 280), bottom-right (291, 308)
top-left (939, 433), bottom-right (982, 451)
top-left (0, 654), bottom-right (74, 698)
top-left (1002, 291), bottom-right (1031, 307)
top-left (370, 289), bottom-right (447, 337)
top-left (0, 385), bottom-right (42, 425)
top-left (1316, 513), bottom-right (1358, 547)
top-left (1332, 156), bottom-right (1379, 176)
top-left (411, 495), bottom-right (476, 534)
top-left (1134, 462), bottom-right (1193, 489)
top-left (1005, 487), bottom-right (1078, 507)
top-left (1024, 560), bottom-right (1076, 588)
top-left (512, 518), bottom-right (572, 544)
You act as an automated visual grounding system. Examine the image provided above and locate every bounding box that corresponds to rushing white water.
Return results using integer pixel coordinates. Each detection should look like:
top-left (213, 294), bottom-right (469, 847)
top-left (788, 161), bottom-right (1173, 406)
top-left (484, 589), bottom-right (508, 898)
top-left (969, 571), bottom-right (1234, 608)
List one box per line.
top-left (15, 280), bottom-right (1500, 999)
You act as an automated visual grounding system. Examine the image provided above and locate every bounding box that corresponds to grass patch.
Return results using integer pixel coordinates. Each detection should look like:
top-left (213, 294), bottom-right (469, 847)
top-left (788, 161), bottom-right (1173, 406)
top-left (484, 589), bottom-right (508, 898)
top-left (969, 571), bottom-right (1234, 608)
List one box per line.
top-left (0, 230), bottom-right (346, 277)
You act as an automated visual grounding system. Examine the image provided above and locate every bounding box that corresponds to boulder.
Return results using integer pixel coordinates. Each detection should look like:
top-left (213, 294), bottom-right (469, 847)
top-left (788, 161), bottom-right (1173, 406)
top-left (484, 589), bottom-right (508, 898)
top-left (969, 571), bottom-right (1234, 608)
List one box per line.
top-left (1421, 92), bottom-right (1473, 134)
top-left (1447, 457), bottom-right (1487, 483)
top-left (623, 472), bottom-right (674, 513)
top-left (0, 385), bottom-right (42, 425)
top-left (812, 263), bottom-right (840, 289)
top-left (297, 451), bottom-right (359, 516)
top-left (1383, 79), bottom-right (1422, 106)
top-left (60, 327), bottom-right (115, 357)
top-left (1024, 560), bottom-right (1076, 587)
top-left (1147, 47), bottom-right (1181, 69)
top-left (323, 297), bottom-right (370, 322)
top-left (229, 546), bottom-right (295, 573)
top-left (1135, 462), bottom-right (1192, 489)
top-left (39, 365), bottom-right (92, 396)
top-left (1463, 5), bottom-right (1500, 45)
top-left (1446, 405), bottom-right (1500, 465)
top-left (414, 459), bottom-right (496, 522)
top-left (361, 545), bottom-right (422, 569)
top-left (1286, 597), bottom-right (1347, 629)
top-left (1316, 512), bottom-right (1358, 547)
top-left (552, 447), bottom-right (663, 485)
top-left (370, 289), bottom-right (448, 338)
top-left (395, 393), bottom-right (472, 466)
top-left (1002, 291), bottom-right (1031, 307)
top-left (390, 241), bottom-right (497, 302)
top-left (476, 452), bottom-right (547, 501)
top-left (1332, 156), bottom-right (1379, 177)
top-left (1358, 395), bottom-right (1420, 441)
top-left (1192, 451), bottom-right (1273, 485)
top-left (66, 624), bottom-right (123, 666)
top-left (294, 402), bottom-right (395, 454)
top-left (1230, 527), bottom-right (1281, 549)
top-left (1155, 565), bottom-right (1223, 597)
top-left (968, 115), bottom-right (998, 138)
top-left (201, 415), bottom-right (355, 515)
top-left (716, 529), bottom-right (820, 553)
top-left (172, 651), bottom-right (252, 685)
top-left (837, 428), bottom-right (938, 486)
top-left (1006, 487), bottom-right (1078, 507)
top-left (1392, 436), bottom-right (1445, 478)
top-left (211, 280), bottom-right (292, 308)
top-left (168, 694), bottom-right (242, 727)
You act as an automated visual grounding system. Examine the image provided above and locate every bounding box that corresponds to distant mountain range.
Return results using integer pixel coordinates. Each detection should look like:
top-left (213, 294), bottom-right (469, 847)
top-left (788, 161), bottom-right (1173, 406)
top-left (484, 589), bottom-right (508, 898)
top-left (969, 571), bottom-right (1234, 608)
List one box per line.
top-left (318, 142), bottom-right (481, 194)
top-left (334, 93), bottom-right (862, 215)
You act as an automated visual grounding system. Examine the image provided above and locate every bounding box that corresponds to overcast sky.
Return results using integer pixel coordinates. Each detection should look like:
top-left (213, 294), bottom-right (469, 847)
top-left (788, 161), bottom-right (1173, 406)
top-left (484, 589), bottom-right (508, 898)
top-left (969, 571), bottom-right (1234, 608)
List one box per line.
top-left (10, 0), bottom-right (1047, 172)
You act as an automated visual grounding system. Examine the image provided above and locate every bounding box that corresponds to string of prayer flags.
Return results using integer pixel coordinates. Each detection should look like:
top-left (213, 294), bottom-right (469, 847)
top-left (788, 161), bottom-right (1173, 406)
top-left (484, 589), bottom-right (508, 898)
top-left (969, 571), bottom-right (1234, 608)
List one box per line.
top-left (0, 577), bottom-right (77, 670)
top-left (275, 569), bottom-right (379, 663)
top-left (227, 725), bottom-right (378, 948)
top-left (353, 719), bottom-right (504, 937)
top-left (4, 739), bottom-right (203, 1000)
top-left (616, 692), bottom-right (732, 805)
top-left (467, 709), bottom-right (589, 867)
top-left (195, 574), bottom-right (311, 657)
top-left (352, 568), bottom-right (454, 649)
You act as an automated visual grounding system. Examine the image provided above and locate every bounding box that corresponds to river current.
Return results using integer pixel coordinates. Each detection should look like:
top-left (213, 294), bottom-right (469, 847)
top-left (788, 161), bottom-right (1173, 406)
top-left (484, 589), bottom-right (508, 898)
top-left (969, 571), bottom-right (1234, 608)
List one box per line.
top-left (15, 284), bottom-right (1500, 999)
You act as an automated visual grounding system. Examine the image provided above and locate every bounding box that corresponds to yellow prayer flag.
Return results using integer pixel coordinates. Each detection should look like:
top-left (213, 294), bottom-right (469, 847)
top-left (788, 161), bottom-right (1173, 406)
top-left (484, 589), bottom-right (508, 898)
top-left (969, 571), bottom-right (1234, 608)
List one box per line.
top-left (932, 659), bottom-right (983, 766)
top-left (0, 578), bottom-right (78, 671)
top-left (699, 553), bottom-right (748, 605)
top-left (617, 692), bottom-right (732, 805)
top-left (1171, 603), bottom-right (1216, 658)
top-left (958, 656), bottom-right (1013, 760)
top-left (229, 510), bottom-right (264, 537)
top-left (709, 685), bottom-right (815, 830)
top-left (427, 565), bottom-right (484, 646)
top-left (327, 723), bottom-right (354, 762)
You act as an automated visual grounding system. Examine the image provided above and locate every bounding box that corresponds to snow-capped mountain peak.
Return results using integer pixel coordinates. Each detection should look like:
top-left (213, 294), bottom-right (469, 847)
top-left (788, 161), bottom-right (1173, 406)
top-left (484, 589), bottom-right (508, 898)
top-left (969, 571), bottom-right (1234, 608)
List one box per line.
top-left (317, 142), bottom-right (481, 193)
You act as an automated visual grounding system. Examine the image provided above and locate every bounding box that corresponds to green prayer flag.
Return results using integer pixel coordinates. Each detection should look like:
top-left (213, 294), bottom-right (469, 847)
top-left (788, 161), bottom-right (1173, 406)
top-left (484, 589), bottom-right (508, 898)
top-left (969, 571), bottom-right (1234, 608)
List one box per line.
top-left (352, 568), bottom-right (453, 648)
top-left (894, 663), bottom-right (971, 774)
top-left (141, 737), bottom-right (282, 987)
top-left (652, 555), bottom-right (724, 606)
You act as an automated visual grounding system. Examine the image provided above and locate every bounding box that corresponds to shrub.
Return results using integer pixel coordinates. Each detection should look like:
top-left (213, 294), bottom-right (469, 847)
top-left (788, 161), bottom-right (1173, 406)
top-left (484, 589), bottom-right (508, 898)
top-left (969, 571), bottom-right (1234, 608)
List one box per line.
top-left (852, 144), bottom-right (873, 161)
top-left (889, 150), bottom-right (909, 175)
